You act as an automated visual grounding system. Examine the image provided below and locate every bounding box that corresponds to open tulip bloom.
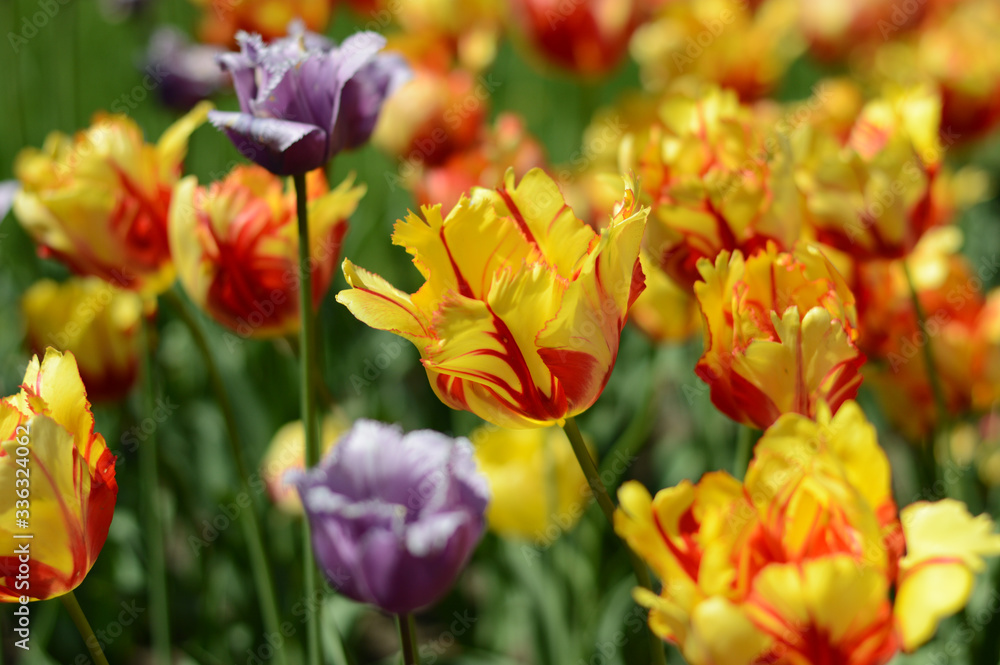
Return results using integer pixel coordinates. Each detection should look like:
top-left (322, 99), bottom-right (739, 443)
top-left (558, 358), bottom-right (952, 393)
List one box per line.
top-left (209, 22), bottom-right (411, 176)
top-left (337, 168), bottom-right (649, 429)
top-left (289, 419), bottom-right (489, 615)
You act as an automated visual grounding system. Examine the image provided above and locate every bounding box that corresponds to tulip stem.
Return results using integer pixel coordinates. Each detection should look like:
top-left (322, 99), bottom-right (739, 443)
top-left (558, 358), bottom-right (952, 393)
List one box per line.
top-left (162, 288), bottom-right (289, 665)
top-left (138, 319), bottom-right (171, 665)
top-left (562, 418), bottom-right (666, 665)
top-left (294, 172), bottom-right (323, 665)
top-left (60, 592), bottom-right (111, 665)
top-left (902, 262), bottom-right (949, 427)
top-left (397, 614), bottom-right (419, 665)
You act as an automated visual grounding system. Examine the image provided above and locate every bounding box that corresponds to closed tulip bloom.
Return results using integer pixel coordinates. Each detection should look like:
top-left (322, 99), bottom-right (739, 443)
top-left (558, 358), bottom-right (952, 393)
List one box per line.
top-left (290, 420), bottom-right (489, 614)
top-left (209, 23), bottom-right (411, 176)
top-left (471, 424), bottom-right (590, 542)
top-left (615, 401), bottom-right (1000, 665)
top-left (694, 242), bottom-right (864, 429)
top-left (168, 166), bottom-right (365, 338)
top-left (507, 0), bottom-right (640, 76)
top-left (12, 103), bottom-right (211, 296)
top-left (22, 277), bottom-right (145, 402)
top-left (0, 349), bottom-right (117, 602)
top-left (337, 168), bottom-right (649, 429)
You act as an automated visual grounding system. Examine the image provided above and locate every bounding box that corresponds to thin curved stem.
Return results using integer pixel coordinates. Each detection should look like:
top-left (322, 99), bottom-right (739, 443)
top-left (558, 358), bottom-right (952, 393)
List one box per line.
top-left (60, 592), bottom-right (110, 665)
top-left (562, 417), bottom-right (667, 665)
top-left (162, 288), bottom-right (288, 665)
top-left (294, 172), bottom-right (323, 665)
top-left (138, 319), bottom-right (170, 665)
top-left (734, 426), bottom-right (756, 480)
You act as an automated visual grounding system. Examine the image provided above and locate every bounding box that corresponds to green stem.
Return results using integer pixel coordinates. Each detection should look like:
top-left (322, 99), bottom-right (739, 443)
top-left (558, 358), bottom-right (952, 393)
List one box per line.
top-left (294, 172), bottom-right (322, 665)
top-left (397, 614), bottom-right (419, 665)
top-left (138, 319), bottom-right (170, 665)
top-left (902, 262), bottom-right (949, 427)
top-left (162, 288), bottom-right (288, 665)
top-left (902, 262), bottom-right (960, 499)
top-left (734, 426), bottom-right (756, 481)
top-left (60, 592), bottom-right (110, 665)
top-left (562, 417), bottom-right (666, 665)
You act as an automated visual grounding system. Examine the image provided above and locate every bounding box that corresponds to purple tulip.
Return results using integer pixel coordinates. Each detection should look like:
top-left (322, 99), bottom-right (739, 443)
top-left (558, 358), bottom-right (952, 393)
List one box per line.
top-left (208, 22), bottom-right (410, 175)
top-left (289, 420), bottom-right (490, 614)
top-left (147, 27), bottom-right (230, 111)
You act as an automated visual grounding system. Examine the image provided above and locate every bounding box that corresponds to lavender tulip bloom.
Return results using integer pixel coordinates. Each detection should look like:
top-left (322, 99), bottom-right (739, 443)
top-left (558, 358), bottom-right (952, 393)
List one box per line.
top-left (209, 23), bottom-right (410, 175)
top-left (290, 420), bottom-right (490, 614)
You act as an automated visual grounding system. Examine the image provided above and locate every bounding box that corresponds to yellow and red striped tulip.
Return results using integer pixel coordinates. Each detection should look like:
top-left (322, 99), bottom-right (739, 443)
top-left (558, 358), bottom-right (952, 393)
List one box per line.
top-left (471, 424), bottom-right (590, 541)
top-left (615, 401), bottom-right (1000, 665)
top-left (629, 252), bottom-right (701, 343)
top-left (623, 86), bottom-right (802, 291)
top-left (12, 103), bottom-right (210, 297)
top-left (337, 168), bottom-right (648, 428)
top-left (168, 165), bottom-right (364, 338)
top-left (693, 242), bottom-right (863, 429)
top-left (0, 349), bottom-right (117, 602)
top-left (21, 277), bottom-right (145, 402)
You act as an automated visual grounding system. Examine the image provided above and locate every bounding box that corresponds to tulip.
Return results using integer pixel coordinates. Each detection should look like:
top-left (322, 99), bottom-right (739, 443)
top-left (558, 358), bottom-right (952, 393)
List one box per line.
top-left (12, 103), bottom-right (210, 297)
top-left (146, 26), bottom-right (230, 111)
top-left (289, 419), bottom-right (489, 614)
top-left (506, 0), bottom-right (640, 76)
top-left (693, 242), bottom-right (864, 429)
top-left (194, 0), bottom-right (333, 46)
top-left (21, 277), bottom-right (145, 402)
top-left (615, 401), bottom-right (1000, 664)
top-left (209, 23), bottom-right (411, 175)
top-left (471, 424), bottom-right (590, 542)
top-left (629, 0), bottom-right (805, 100)
top-left (622, 86), bottom-right (802, 291)
top-left (0, 349), bottom-right (117, 602)
top-left (168, 165), bottom-right (364, 338)
top-left (628, 252), bottom-right (702, 343)
top-left (337, 168), bottom-right (648, 428)
top-left (261, 413), bottom-right (348, 515)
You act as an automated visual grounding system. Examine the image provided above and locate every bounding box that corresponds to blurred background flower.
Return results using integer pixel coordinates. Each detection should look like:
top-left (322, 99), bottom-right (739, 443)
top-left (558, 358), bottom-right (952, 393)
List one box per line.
top-left (471, 424), bottom-right (591, 542)
top-left (21, 277), bottom-right (145, 402)
top-left (261, 412), bottom-right (349, 514)
top-left (12, 103), bottom-right (211, 297)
